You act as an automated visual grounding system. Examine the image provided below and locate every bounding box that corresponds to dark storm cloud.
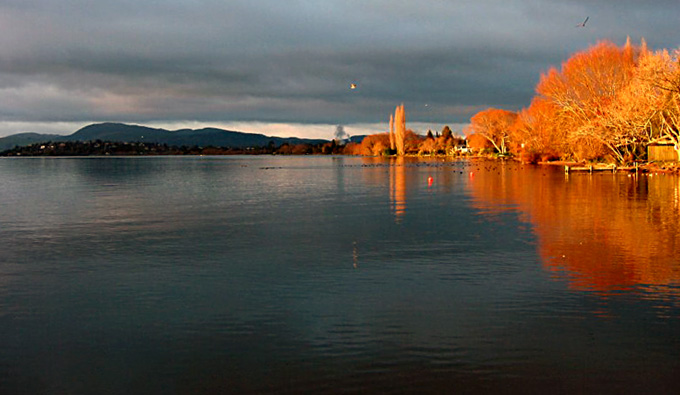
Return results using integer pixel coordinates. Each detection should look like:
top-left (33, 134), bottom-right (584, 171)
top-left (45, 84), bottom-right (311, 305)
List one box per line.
top-left (0, 0), bottom-right (679, 136)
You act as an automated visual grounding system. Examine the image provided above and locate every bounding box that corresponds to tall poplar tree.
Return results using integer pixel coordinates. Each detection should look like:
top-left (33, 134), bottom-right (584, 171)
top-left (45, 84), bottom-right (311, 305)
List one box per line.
top-left (389, 114), bottom-right (396, 151)
top-left (394, 104), bottom-right (406, 156)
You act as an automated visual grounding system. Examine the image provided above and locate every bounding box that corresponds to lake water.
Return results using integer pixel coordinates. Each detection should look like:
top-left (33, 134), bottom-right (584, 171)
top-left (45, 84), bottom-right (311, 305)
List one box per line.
top-left (1, 156), bottom-right (679, 394)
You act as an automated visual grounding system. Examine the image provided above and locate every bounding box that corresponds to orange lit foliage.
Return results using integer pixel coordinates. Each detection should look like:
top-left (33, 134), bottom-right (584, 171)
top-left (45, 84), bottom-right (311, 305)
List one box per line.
top-left (537, 40), bottom-right (637, 121)
top-left (419, 127), bottom-right (459, 155)
top-left (393, 104), bottom-right (406, 155)
top-left (638, 48), bottom-right (680, 161)
top-left (351, 111), bottom-right (461, 157)
top-left (347, 130), bottom-right (441, 156)
top-left (472, 39), bottom-right (671, 163)
top-left (338, 105), bottom-right (462, 157)
top-left (536, 39), bottom-right (641, 162)
top-left (599, 46), bottom-right (670, 161)
top-left (357, 133), bottom-right (391, 156)
top-left (467, 108), bottom-right (517, 154)
top-left (510, 98), bottom-right (567, 162)
top-left (466, 165), bottom-right (680, 294)
top-left (342, 142), bottom-right (361, 155)
top-left (436, 126), bottom-right (460, 154)
top-left (389, 114), bottom-right (396, 151)
top-left (403, 129), bottom-right (423, 154)
top-left (292, 144), bottom-right (312, 155)
top-left (276, 143), bottom-right (312, 155)
top-left (466, 133), bottom-right (494, 151)
top-left (419, 135), bottom-right (437, 154)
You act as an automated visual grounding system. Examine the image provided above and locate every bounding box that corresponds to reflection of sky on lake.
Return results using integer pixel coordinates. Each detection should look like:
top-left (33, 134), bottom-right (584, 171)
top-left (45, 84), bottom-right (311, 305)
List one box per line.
top-left (1, 156), bottom-right (680, 393)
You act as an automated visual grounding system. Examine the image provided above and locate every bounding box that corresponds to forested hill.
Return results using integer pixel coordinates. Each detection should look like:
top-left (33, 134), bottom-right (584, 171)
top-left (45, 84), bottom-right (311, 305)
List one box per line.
top-left (0, 123), bottom-right (330, 151)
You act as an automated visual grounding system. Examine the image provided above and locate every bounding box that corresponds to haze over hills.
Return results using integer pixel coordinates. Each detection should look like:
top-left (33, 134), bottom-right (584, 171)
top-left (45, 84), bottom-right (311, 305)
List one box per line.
top-left (0, 123), bottom-right (365, 152)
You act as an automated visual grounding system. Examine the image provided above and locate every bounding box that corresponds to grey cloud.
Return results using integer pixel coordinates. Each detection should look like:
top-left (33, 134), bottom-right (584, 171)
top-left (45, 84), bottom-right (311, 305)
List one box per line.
top-left (0, 45), bottom-right (547, 123)
top-left (1, 0), bottom-right (679, 134)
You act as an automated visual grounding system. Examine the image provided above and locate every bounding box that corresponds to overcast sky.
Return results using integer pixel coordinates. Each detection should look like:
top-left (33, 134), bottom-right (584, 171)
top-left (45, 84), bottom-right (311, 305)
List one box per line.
top-left (1, 0), bottom-right (679, 138)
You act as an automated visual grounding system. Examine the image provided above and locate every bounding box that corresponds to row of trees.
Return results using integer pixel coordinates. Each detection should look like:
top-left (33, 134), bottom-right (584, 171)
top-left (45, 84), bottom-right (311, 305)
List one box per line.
top-left (2, 132), bottom-right (466, 157)
top-left (1, 139), bottom-right (347, 156)
top-left (345, 104), bottom-right (465, 156)
top-left (344, 129), bottom-right (464, 157)
top-left (467, 38), bottom-right (680, 163)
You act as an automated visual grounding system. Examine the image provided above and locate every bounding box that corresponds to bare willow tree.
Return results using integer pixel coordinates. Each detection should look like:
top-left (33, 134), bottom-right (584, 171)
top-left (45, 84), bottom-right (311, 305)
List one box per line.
top-left (535, 39), bottom-right (640, 162)
top-left (636, 48), bottom-right (680, 161)
top-left (467, 108), bottom-right (517, 154)
top-left (599, 47), bottom-right (667, 161)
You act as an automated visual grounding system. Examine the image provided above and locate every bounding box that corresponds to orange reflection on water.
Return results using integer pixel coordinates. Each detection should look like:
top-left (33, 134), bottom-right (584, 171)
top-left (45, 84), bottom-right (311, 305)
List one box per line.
top-left (467, 162), bottom-right (680, 295)
top-left (390, 157), bottom-right (407, 222)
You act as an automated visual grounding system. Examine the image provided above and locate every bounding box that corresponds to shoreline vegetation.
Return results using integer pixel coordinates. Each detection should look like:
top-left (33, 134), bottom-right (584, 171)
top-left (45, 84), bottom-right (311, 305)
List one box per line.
top-left (4, 38), bottom-right (680, 173)
top-left (2, 139), bottom-right (678, 174)
top-left (464, 38), bottom-right (680, 167)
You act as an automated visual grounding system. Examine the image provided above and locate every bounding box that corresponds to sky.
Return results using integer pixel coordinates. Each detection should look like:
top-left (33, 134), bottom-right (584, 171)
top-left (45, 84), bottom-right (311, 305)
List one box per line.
top-left (1, 0), bottom-right (679, 139)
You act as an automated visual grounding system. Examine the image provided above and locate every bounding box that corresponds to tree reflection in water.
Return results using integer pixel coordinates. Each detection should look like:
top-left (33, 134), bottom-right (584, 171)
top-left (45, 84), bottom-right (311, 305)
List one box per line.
top-left (390, 157), bottom-right (407, 222)
top-left (467, 161), bottom-right (680, 296)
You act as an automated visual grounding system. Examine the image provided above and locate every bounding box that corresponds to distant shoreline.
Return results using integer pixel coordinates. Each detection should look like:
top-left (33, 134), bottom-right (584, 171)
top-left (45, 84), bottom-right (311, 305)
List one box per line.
top-left (3, 141), bottom-right (679, 174)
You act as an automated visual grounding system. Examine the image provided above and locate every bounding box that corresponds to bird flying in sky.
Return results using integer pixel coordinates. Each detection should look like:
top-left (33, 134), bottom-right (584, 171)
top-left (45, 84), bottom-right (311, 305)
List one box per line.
top-left (350, 83), bottom-right (357, 90)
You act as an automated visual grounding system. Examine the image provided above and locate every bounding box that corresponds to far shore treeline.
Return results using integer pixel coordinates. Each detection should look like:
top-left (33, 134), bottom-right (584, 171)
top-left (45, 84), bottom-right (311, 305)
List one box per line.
top-left (5, 38), bottom-right (680, 163)
top-left (0, 128), bottom-right (467, 157)
top-left (0, 117), bottom-right (468, 157)
top-left (0, 139), bottom-right (351, 157)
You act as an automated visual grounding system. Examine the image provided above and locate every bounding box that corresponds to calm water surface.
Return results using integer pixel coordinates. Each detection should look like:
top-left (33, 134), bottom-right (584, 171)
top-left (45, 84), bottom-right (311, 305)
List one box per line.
top-left (1, 156), bottom-right (679, 394)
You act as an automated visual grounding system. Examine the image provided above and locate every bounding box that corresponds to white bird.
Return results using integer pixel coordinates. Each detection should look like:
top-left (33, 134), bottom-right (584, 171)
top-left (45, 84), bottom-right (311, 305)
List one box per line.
top-left (576, 16), bottom-right (589, 27)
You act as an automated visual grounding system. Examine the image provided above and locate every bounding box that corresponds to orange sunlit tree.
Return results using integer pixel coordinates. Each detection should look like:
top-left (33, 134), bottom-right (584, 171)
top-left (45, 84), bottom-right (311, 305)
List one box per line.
top-left (465, 132), bottom-right (495, 153)
top-left (467, 38), bottom-right (680, 163)
top-left (641, 48), bottom-right (680, 162)
top-left (510, 98), bottom-right (567, 163)
top-left (393, 104), bottom-right (406, 156)
top-left (466, 108), bottom-right (518, 154)
top-left (536, 39), bottom-right (640, 162)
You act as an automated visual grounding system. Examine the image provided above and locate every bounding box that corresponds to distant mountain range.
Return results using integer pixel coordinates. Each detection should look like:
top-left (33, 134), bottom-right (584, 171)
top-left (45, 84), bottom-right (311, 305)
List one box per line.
top-left (0, 123), bottom-right (367, 151)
